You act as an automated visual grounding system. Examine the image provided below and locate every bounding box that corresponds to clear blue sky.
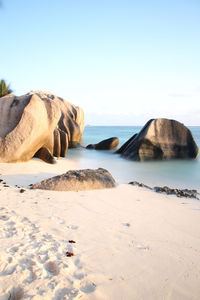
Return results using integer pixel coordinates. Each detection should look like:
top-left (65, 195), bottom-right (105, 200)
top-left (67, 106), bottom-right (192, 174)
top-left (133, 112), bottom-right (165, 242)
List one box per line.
top-left (1, 0), bottom-right (200, 125)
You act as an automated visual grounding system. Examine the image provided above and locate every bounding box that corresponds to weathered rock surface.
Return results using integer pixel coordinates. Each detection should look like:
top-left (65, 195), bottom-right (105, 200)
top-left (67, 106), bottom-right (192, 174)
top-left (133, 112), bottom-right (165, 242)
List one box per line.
top-left (31, 168), bottom-right (116, 191)
top-left (129, 181), bottom-right (199, 199)
top-left (29, 91), bottom-right (84, 148)
top-left (86, 137), bottom-right (119, 150)
top-left (153, 186), bottom-right (199, 199)
top-left (116, 118), bottom-right (198, 161)
top-left (128, 181), bottom-right (152, 190)
top-left (0, 91), bottom-right (84, 163)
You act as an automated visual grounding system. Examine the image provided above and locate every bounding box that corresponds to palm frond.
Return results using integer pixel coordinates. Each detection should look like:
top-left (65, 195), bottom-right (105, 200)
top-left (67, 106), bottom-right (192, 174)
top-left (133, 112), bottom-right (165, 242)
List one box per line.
top-left (0, 79), bottom-right (13, 97)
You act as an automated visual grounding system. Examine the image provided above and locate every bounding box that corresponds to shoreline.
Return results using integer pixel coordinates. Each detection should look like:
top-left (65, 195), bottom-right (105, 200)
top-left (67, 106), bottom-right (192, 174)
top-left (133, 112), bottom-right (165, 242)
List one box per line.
top-left (0, 159), bottom-right (200, 299)
top-left (0, 157), bottom-right (199, 194)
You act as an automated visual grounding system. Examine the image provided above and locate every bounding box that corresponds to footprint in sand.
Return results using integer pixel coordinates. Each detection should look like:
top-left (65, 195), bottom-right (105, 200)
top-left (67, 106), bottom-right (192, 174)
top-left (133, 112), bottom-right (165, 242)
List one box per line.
top-left (0, 262), bottom-right (16, 276)
top-left (80, 281), bottom-right (97, 294)
top-left (67, 225), bottom-right (79, 230)
top-left (0, 215), bottom-right (9, 221)
top-left (43, 233), bottom-right (53, 240)
top-left (37, 252), bottom-right (49, 264)
top-left (9, 246), bottom-right (19, 254)
top-left (44, 261), bottom-right (60, 276)
top-left (52, 284), bottom-right (79, 300)
top-left (3, 220), bottom-right (18, 238)
top-left (0, 254), bottom-right (17, 274)
top-left (135, 244), bottom-right (150, 251)
top-left (47, 280), bottom-right (59, 290)
top-left (7, 286), bottom-right (24, 300)
top-left (22, 268), bottom-right (37, 283)
top-left (17, 258), bottom-right (38, 283)
top-left (74, 258), bottom-right (83, 270)
top-left (18, 258), bottom-right (36, 269)
top-left (73, 271), bottom-right (86, 280)
top-left (122, 222), bottom-right (131, 227)
top-left (0, 208), bottom-right (97, 299)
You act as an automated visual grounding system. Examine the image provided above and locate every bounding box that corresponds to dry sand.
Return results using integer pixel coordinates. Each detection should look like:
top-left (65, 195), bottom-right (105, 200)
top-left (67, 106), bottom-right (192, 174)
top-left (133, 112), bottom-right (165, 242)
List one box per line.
top-left (0, 158), bottom-right (200, 300)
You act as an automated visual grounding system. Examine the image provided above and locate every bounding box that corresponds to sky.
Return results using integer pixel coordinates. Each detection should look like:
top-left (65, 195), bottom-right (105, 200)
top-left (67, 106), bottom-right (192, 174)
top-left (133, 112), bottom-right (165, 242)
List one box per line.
top-left (0, 0), bottom-right (200, 125)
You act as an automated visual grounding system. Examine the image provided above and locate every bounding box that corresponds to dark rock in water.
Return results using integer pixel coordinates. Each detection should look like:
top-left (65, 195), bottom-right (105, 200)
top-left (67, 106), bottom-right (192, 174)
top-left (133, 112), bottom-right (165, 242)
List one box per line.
top-left (31, 168), bottom-right (116, 191)
top-left (116, 134), bottom-right (137, 154)
top-left (86, 137), bottom-right (119, 150)
top-left (129, 181), bottom-right (199, 200)
top-left (116, 118), bottom-right (199, 161)
top-left (153, 186), bottom-right (199, 199)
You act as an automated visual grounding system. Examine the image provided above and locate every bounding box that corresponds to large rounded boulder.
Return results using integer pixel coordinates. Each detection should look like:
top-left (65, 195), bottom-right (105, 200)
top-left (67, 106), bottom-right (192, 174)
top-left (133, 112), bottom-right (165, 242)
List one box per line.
top-left (31, 168), bottom-right (116, 191)
top-left (116, 118), bottom-right (199, 161)
top-left (0, 91), bottom-right (84, 163)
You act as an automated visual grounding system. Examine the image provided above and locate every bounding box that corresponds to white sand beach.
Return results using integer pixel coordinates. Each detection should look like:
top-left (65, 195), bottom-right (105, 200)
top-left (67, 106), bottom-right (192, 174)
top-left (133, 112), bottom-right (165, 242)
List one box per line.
top-left (0, 158), bottom-right (200, 300)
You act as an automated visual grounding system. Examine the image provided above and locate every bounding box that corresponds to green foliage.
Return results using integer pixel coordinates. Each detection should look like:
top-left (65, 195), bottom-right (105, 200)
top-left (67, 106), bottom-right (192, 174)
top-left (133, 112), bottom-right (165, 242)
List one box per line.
top-left (0, 79), bottom-right (13, 98)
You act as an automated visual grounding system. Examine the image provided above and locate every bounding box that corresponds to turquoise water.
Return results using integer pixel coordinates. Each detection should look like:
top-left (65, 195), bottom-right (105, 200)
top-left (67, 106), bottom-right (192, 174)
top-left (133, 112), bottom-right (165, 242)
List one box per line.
top-left (67, 126), bottom-right (200, 191)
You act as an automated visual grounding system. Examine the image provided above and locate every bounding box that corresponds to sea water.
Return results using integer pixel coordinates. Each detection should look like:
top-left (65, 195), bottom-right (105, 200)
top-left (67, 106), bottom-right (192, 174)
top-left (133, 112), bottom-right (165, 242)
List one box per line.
top-left (67, 126), bottom-right (200, 191)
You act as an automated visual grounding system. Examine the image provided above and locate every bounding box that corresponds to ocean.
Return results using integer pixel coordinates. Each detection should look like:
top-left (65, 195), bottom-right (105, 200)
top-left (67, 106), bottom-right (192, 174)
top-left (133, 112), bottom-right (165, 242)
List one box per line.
top-left (67, 126), bottom-right (200, 191)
